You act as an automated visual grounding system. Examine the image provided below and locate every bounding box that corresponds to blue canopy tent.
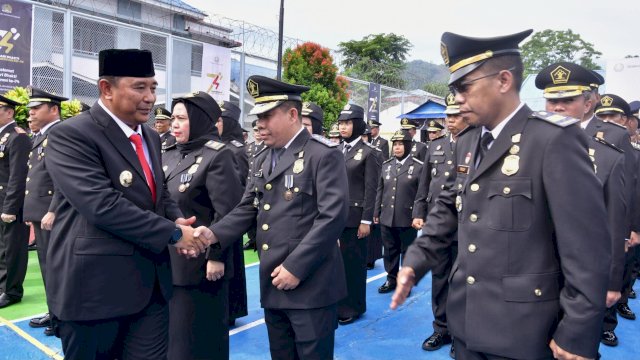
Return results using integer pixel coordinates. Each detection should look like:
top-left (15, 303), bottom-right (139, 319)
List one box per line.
top-left (397, 99), bottom-right (446, 129)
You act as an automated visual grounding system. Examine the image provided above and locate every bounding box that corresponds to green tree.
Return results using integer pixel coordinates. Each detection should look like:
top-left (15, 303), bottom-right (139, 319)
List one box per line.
top-left (283, 42), bottom-right (349, 128)
top-left (521, 29), bottom-right (602, 77)
top-left (423, 82), bottom-right (449, 98)
top-left (338, 33), bottom-right (412, 88)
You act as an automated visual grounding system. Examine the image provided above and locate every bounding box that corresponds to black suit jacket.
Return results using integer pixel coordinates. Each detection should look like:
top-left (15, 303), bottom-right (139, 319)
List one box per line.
top-left (374, 156), bottom-right (423, 227)
top-left (160, 131), bottom-right (176, 151)
top-left (211, 130), bottom-right (348, 309)
top-left (413, 134), bottom-right (456, 219)
top-left (340, 139), bottom-right (381, 227)
top-left (404, 106), bottom-right (610, 359)
top-left (45, 104), bottom-right (183, 321)
top-left (371, 136), bottom-right (389, 159)
top-left (0, 124), bottom-right (30, 219)
top-left (162, 142), bottom-right (243, 285)
top-left (23, 124), bottom-right (60, 222)
top-left (410, 140), bottom-right (427, 161)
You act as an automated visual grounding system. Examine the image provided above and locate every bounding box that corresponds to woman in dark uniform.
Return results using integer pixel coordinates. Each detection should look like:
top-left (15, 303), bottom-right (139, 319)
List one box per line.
top-left (215, 101), bottom-right (249, 326)
top-left (163, 91), bottom-right (243, 359)
top-left (336, 104), bottom-right (381, 325)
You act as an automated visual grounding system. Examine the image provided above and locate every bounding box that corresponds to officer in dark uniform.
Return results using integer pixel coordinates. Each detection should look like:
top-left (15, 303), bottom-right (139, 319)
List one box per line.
top-left (424, 120), bottom-right (445, 141)
top-left (216, 100), bottom-right (249, 326)
top-left (22, 87), bottom-right (67, 335)
top-left (301, 101), bottom-right (324, 136)
top-left (243, 120), bottom-right (265, 251)
top-left (536, 63), bottom-right (628, 348)
top-left (594, 94), bottom-right (640, 326)
top-left (0, 95), bottom-right (30, 309)
top-left (392, 30), bottom-right (611, 360)
top-left (361, 123), bottom-right (384, 270)
top-left (45, 49), bottom-right (210, 359)
top-left (154, 107), bottom-right (175, 151)
top-left (163, 91), bottom-right (243, 359)
top-left (337, 104), bottom-right (381, 324)
top-left (369, 119), bottom-right (389, 158)
top-left (413, 94), bottom-right (467, 355)
top-left (374, 129), bottom-right (424, 293)
top-left (197, 75), bottom-right (349, 360)
top-left (401, 118), bottom-right (427, 161)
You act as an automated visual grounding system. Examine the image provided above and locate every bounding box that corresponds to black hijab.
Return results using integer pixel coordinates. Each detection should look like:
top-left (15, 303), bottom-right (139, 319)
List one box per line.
top-left (220, 115), bottom-right (244, 143)
top-left (172, 92), bottom-right (221, 155)
top-left (342, 117), bottom-right (366, 143)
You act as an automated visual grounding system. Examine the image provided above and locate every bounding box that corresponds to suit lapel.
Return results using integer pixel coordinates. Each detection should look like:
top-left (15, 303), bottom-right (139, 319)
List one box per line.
top-left (266, 130), bottom-right (310, 181)
top-left (167, 149), bottom-right (201, 181)
top-left (470, 106), bottom-right (530, 182)
top-left (346, 140), bottom-right (363, 161)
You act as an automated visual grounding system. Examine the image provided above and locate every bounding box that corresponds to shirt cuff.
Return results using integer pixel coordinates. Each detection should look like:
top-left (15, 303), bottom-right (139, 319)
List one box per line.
top-left (360, 220), bottom-right (372, 225)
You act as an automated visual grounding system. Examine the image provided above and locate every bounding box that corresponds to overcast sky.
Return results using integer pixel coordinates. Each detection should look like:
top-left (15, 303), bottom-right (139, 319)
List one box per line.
top-left (185, 0), bottom-right (638, 64)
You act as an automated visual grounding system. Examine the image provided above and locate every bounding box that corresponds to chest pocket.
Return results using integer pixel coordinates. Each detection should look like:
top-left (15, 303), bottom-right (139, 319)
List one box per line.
top-left (293, 178), bottom-right (314, 217)
top-left (487, 178), bottom-right (532, 231)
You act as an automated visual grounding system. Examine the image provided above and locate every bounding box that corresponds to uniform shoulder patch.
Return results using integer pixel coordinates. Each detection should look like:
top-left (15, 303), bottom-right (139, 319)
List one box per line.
top-left (205, 140), bottom-right (225, 151)
top-left (593, 136), bottom-right (623, 153)
top-left (14, 126), bottom-right (26, 134)
top-left (230, 139), bottom-right (244, 148)
top-left (382, 158), bottom-right (394, 164)
top-left (531, 111), bottom-right (579, 127)
top-left (603, 120), bottom-right (628, 130)
top-left (310, 134), bottom-right (338, 147)
top-left (412, 158), bottom-right (424, 165)
top-left (163, 143), bottom-right (177, 151)
top-left (632, 142), bottom-right (640, 151)
top-left (253, 144), bottom-right (269, 157)
top-left (364, 141), bottom-right (379, 150)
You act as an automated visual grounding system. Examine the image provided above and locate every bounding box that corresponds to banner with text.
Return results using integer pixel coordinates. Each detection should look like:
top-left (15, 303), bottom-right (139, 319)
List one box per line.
top-left (0, 0), bottom-right (32, 92)
top-left (367, 82), bottom-right (381, 122)
top-left (200, 43), bottom-right (231, 102)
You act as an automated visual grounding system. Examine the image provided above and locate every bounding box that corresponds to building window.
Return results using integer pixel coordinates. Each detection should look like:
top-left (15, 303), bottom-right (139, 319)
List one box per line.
top-left (117, 0), bottom-right (141, 20)
top-left (140, 32), bottom-right (167, 66)
top-left (173, 14), bottom-right (185, 31)
top-left (191, 43), bottom-right (203, 76)
top-left (73, 17), bottom-right (116, 55)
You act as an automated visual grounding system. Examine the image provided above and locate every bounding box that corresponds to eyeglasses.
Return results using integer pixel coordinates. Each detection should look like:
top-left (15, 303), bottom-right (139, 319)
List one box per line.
top-left (449, 67), bottom-right (516, 96)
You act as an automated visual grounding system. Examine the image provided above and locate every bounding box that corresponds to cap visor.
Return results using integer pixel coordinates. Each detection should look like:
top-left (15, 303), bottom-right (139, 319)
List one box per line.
top-left (543, 91), bottom-right (583, 100)
top-left (249, 101), bottom-right (283, 116)
top-left (26, 101), bottom-right (44, 108)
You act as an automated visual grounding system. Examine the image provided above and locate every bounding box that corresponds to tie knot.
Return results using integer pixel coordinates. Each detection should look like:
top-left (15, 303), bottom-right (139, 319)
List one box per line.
top-left (345, 144), bottom-right (352, 150)
top-left (129, 133), bottom-right (143, 147)
top-left (481, 132), bottom-right (494, 150)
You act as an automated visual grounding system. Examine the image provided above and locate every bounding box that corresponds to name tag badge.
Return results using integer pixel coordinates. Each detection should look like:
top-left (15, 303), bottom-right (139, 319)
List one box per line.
top-left (457, 165), bottom-right (469, 174)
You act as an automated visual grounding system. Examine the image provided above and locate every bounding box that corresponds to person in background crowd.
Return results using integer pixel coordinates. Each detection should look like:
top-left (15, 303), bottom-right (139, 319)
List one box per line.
top-left (369, 120), bottom-right (389, 158)
top-left (400, 118), bottom-right (427, 161)
top-left (154, 107), bottom-right (175, 151)
top-left (301, 101), bottom-right (324, 136)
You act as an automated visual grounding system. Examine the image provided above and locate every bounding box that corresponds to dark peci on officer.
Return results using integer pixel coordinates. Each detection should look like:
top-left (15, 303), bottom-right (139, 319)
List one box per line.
top-left (215, 99), bottom-right (250, 326)
top-left (392, 29), bottom-right (611, 360)
top-left (337, 103), bottom-right (381, 325)
top-left (196, 75), bottom-right (349, 359)
top-left (400, 118), bottom-right (427, 161)
top-left (0, 95), bottom-right (31, 309)
top-left (163, 91), bottom-right (243, 359)
top-left (373, 129), bottom-right (424, 294)
top-left (536, 62), bottom-right (628, 349)
top-left (23, 87), bottom-right (67, 336)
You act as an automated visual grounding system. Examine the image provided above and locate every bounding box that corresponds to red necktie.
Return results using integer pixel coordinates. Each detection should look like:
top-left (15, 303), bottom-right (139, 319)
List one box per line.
top-left (129, 134), bottom-right (156, 203)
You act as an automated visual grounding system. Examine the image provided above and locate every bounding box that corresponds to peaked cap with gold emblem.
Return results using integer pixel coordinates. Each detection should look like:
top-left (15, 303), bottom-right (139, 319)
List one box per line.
top-left (441, 29), bottom-right (532, 84)
top-left (338, 103), bottom-right (365, 121)
top-left (595, 94), bottom-right (631, 117)
top-left (390, 129), bottom-right (412, 142)
top-left (154, 107), bottom-right (171, 121)
top-left (400, 117), bottom-right (418, 129)
top-left (25, 86), bottom-right (68, 108)
top-left (328, 123), bottom-right (340, 138)
top-left (246, 75), bottom-right (309, 116)
top-left (0, 94), bottom-right (22, 109)
top-left (301, 101), bottom-right (324, 122)
top-left (535, 62), bottom-right (601, 99)
top-left (219, 100), bottom-right (241, 121)
top-left (424, 120), bottom-right (445, 132)
top-left (444, 92), bottom-right (460, 115)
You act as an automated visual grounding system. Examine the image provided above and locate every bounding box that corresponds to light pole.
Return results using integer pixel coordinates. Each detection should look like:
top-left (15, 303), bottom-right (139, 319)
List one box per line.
top-left (276, 0), bottom-right (284, 80)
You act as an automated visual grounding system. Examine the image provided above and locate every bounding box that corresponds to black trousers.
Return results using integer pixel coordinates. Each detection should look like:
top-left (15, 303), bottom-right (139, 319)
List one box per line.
top-left (380, 225), bottom-right (417, 280)
top-left (453, 337), bottom-right (553, 360)
top-left (228, 237), bottom-right (248, 322)
top-left (169, 280), bottom-right (229, 360)
top-left (32, 223), bottom-right (51, 289)
top-left (431, 240), bottom-right (458, 334)
top-left (603, 305), bottom-right (618, 332)
top-left (366, 224), bottom-right (383, 265)
top-left (58, 284), bottom-right (168, 360)
top-left (338, 227), bottom-right (367, 318)
top-left (619, 247), bottom-right (638, 304)
top-left (0, 220), bottom-right (29, 298)
top-left (264, 304), bottom-right (337, 360)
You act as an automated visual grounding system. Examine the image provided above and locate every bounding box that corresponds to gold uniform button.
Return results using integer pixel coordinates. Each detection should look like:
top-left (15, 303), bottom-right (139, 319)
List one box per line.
top-left (391, 205), bottom-right (394, 208)
top-left (534, 288), bottom-right (542, 297)
top-left (440, 185), bottom-right (444, 189)
top-left (470, 183), bottom-right (479, 192)
top-left (458, 184), bottom-right (463, 189)
top-left (26, 177), bottom-right (30, 182)
top-left (392, 187), bottom-right (396, 190)
top-left (468, 244), bottom-right (477, 253)
top-left (469, 213), bottom-right (478, 222)
top-left (261, 224), bottom-right (269, 231)
top-left (0, 186), bottom-right (3, 190)
top-left (447, 160), bottom-right (452, 165)
top-left (466, 276), bottom-right (476, 285)
top-left (25, 190), bottom-right (29, 195)
top-left (391, 196), bottom-right (395, 199)
top-left (263, 204), bottom-right (271, 211)
top-left (444, 171), bottom-right (450, 177)
top-left (48, 190), bottom-right (53, 195)
top-left (503, 187), bottom-right (511, 195)
top-left (294, 187), bottom-right (299, 193)
top-left (262, 244), bottom-right (269, 251)
top-left (265, 184), bottom-right (272, 190)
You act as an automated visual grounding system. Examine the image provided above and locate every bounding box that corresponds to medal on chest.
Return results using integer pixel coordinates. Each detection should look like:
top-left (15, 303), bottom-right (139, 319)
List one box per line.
top-left (179, 173), bottom-right (193, 192)
top-left (293, 151), bottom-right (304, 174)
top-left (501, 133), bottom-right (521, 176)
top-left (354, 148), bottom-right (363, 161)
top-left (284, 175), bottom-right (294, 201)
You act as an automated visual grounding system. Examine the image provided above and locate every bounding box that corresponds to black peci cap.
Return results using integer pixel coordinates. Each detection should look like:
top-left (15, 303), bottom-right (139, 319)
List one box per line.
top-left (99, 49), bottom-right (155, 78)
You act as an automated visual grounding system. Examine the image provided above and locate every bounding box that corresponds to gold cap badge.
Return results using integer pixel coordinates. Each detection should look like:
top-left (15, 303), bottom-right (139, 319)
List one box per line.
top-left (248, 79), bottom-right (259, 97)
top-left (550, 66), bottom-right (570, 85)
top-left (601, 96), bottom-right (613, 107)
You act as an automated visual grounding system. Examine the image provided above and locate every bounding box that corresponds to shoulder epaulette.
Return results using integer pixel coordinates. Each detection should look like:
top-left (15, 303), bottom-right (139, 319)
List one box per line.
top-left (603, 120), bottom-right (628, 130)
top-left (14, 127), bottom-right (26, 134)
top-left (230, 139), bottom-right (244, 148)
top-left (163, 143), bottom-right (177, 151)
top-left (593, 136), bottom-right (623, 153)
top-left (531, 111), bottom-right (579, 127)
top-left (412, 158), bottom-right (424, 165)
top-left (363, 141), bottom-right (378, 150)
top-left (310, 134), bottom-right (338, 147)
top-left (205, 140), bottom-right (225, 151)
top-left (382, 158), bottom-right (394, 164)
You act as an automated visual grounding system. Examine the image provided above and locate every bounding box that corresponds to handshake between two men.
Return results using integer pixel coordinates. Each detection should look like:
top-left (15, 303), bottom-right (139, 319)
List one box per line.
top-left (172, 216), bottom-right (218, 258)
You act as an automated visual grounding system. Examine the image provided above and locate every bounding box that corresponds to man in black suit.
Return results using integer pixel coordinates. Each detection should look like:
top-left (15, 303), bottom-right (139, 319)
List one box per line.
top-left (195, 75), bottom-right (349, 359)
top-left (45, 49), bottom-right (211, 360)
top-left (22, 87), bottom-right (67, 335)
top-left (392, 30), bottom-right (610, 360)
top-left (154, 107), bottom-right (175, 151)
top-left (0, 95), bottom-right (30, 309)
top-left (369, 119), bottom-right (389, 158)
